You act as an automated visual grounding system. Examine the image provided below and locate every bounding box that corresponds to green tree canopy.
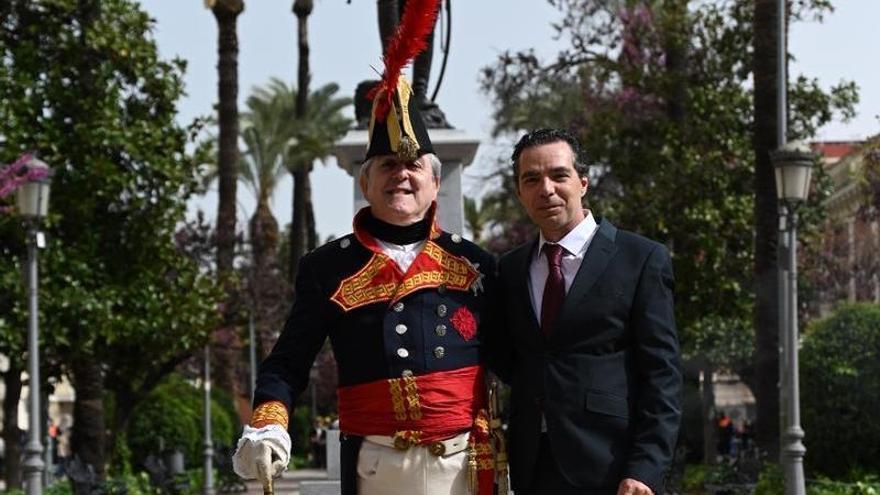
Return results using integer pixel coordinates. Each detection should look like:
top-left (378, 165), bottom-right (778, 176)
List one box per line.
top-left (801, 303), bottom-right (880, 477)
top-left (479, 0), bottom-right (856, 373)
top-left (0, 0), bottom-right (222, 475)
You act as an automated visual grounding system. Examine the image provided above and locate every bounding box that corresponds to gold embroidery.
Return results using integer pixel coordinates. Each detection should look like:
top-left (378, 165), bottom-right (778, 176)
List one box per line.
top-left (330, 242), bottom-right (480, 312)
top-left (251, 401), bottom-right (289, 429)
top-left (389, 378), bottom-right (407, 421)
top-left (403, 375), bottom-right (422, 420)
top-left (331, 254), bottom-right (396, 311)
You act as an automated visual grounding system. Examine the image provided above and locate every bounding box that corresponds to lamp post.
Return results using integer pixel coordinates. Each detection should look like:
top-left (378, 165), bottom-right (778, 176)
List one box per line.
top-left (203, 345), bottom-right (215, 495)
top-left (771, 142), bottom-right (814, 495)
top-left (16, 156), bottom-right (52, 495)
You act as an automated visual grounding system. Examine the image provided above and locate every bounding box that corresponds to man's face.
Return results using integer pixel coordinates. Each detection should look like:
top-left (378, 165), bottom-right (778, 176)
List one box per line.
top-left (359, 154), bottom-right (440, 226)
top-left (515, 140), bottom-right (588, 242)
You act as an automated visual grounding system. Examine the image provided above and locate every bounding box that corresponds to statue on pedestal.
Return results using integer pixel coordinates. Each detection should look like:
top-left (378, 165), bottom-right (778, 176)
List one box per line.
top-left (355, 0), bottom-right (451, 129)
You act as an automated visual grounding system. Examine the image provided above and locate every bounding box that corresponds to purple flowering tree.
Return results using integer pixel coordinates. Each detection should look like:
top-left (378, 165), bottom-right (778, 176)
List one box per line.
top-left (0, 154), bottom-right (49, 213)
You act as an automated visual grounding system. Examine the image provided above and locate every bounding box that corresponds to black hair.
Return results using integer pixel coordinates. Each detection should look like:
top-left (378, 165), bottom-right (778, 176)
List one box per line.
top-left (510, 128), bottom-right (589, 181)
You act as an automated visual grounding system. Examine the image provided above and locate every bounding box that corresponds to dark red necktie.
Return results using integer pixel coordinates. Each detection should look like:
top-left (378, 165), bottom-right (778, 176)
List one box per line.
top-left (540, 243), bottom-right (565, 338)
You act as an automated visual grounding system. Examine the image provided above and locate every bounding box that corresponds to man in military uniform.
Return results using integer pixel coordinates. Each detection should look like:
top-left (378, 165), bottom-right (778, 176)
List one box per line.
top-left (231, 17), bottom-right (498, 489)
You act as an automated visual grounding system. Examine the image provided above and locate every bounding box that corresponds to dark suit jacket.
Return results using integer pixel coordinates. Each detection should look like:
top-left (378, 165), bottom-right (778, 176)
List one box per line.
top-left (493, 218), bottom-right (682, 495)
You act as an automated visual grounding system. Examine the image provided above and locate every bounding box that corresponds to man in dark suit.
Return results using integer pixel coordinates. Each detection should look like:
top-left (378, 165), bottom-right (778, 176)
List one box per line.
top-left (493, 129), bottom-right (682, 495)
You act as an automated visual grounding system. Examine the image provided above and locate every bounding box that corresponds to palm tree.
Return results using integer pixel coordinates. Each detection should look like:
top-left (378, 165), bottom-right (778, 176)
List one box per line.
top-left (752, 0), bottom-right (784, 457)
top-left (205, 0), bottom-right (244, 420)
top-left (206, 0), bottom-right (244, 279)
top-left (290, 0), bottom-right (314, 283)
top-left (235, 78), bottom-right (351, 283)
top-left (239, 89), bottom-right (290, 357)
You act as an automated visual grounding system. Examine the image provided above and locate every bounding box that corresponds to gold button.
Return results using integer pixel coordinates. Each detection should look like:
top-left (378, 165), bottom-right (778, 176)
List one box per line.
top-left (393, 302), bottom-right (404, 312)
top-left (397, 348), bottom-right (410, 358)
top-left (434, 346), bottom-right (445, 359)
top-left (395, 323), bottom-right (408, 335)
top-left (402, 369), bottom-right (413, 378)
top-left (340, 238), bottom-right (351, 249)
top-left (437, 304), bottom-right (447, 317)
top-left (435, 324), bottom-right (447, 336)
top-left (451, 234), bottom-right (462, 243)
top-left (438, 284), bottom-right (447, 294)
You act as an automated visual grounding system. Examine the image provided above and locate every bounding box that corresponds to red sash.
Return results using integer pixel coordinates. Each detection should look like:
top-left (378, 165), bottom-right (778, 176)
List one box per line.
top-left (337, 365), bottom-right (484, 441)
top-left (337, 365), bottom-right (495, 494)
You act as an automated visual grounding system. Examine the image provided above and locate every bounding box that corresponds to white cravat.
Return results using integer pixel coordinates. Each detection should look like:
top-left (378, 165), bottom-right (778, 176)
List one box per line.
top-left (377, 239), bottom-right (426, 272)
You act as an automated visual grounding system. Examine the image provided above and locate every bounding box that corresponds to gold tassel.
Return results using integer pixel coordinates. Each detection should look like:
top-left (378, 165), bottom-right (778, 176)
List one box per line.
top-left (468, 443), bottom-right (478, 494)
top-left (397, 134), bottom-right (420, 162)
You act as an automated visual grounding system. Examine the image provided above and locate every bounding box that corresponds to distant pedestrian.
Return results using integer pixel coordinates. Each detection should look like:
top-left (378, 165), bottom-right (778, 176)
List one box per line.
top-left (717, 413), bottom-right (734, 457)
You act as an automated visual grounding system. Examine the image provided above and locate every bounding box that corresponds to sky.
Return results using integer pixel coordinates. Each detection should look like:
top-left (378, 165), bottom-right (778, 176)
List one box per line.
top-left (139, 0), bottom-right (880, 242)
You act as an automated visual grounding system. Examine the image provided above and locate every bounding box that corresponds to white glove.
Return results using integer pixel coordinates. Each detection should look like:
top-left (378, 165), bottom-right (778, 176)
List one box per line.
top-left (232, 425), bottom-right (291, 481)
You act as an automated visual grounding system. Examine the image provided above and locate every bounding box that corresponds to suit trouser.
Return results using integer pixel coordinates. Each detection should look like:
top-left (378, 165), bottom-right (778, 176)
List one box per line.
top-left (524, 434), bottom-right (616, 495)
top-left (356, 432), bottom-right (470, 495)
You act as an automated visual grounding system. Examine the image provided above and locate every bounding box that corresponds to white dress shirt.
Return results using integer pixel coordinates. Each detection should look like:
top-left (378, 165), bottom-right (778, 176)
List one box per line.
top-left (528, 212), bottom-right (599, 320)
top-left (377, 239), bottom-right (426, 273)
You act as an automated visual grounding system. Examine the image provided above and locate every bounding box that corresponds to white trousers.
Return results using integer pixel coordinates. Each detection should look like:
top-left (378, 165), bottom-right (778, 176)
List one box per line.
top-left (356, 432), bottom-right (470, 495)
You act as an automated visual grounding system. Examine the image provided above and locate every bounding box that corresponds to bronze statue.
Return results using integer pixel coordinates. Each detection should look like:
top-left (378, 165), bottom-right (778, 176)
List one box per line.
top-left (355, 0), bottom-right (451, 129)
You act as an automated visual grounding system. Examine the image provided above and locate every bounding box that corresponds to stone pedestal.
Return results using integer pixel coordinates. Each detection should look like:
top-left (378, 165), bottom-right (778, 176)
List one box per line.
top-left (300, 430), bottom-right (341, 495)
top-left (325, 430), bottom-right (341, 480)
top-left (333, 128), bottom-right (481, 235)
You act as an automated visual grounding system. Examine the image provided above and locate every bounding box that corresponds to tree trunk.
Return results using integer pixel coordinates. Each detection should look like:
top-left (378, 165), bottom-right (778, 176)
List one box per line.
top-left (289, 0), bottom-right (314, 283)
top-left (290, 165), bottom-right (309, 283)
top-left (70, 357), bottom-right (106, 478)
top-left (212, 0), bottom-right (244, 278)
top-left (752, 0), bottom-right (783, 459)
top-left (662, 0), bottom-right (688, 126)
top-left (2, 364), bottom-right (24, 489)
top-left (250, 199), bottom-right (285, 358)
top-left (306, 167), bottom-right (318, 249)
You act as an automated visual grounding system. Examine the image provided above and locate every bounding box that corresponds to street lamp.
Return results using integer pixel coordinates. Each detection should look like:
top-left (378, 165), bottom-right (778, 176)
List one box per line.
top-left (771, 142), bottom-right (815, 495)
top-left (16, 156), bottom-right (52, 495)
top-left (203, 345), bottom-right (215, 495)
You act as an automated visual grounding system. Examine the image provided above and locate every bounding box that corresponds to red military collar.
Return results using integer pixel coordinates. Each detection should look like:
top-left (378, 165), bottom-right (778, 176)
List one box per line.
top-left (331, 202), bottom-right (479, 312)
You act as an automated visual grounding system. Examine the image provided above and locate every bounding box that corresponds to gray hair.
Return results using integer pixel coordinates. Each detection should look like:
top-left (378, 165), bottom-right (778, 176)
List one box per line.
top-left (360, 153), bottom-right (442, 182)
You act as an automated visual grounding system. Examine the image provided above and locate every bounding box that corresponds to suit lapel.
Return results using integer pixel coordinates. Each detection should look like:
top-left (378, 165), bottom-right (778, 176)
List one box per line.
top-left (553, 219), bottom-right (618, 337)
top-left (510, 238), bottom-right (543, 348)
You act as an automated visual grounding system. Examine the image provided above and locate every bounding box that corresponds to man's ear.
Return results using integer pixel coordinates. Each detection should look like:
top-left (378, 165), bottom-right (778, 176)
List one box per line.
top-left (359, 171), bottom-right (369, 197)
top-left (581, 175), bottom-right (589, 197)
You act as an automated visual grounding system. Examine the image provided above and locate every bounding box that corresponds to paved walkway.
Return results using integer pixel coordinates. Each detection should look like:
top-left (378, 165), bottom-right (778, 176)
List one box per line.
top-left (243, 468), bottom-right (330, 495)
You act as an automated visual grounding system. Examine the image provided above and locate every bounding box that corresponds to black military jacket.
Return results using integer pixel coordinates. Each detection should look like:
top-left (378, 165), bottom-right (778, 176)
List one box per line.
top-left (253, 208), bottom-right (496, 493)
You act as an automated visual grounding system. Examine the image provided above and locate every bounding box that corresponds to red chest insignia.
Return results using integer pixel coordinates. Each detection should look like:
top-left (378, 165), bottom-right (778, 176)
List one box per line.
top-left (450, 306), bottom-right (478, 341)
top-left (330, 241), bottom-right (480, 312)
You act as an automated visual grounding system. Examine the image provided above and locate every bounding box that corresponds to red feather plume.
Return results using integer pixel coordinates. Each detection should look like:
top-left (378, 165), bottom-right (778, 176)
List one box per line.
top-left (368, 0), bottom-right (441, 122)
